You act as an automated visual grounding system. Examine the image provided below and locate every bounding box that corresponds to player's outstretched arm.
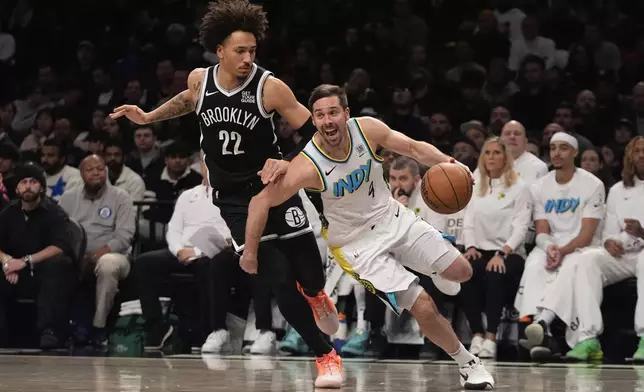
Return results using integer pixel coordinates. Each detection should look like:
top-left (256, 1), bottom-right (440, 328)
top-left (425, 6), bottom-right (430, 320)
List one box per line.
top-left (357, 117), bottom-right (453, 167)
top-left (242, 154), bottom-right (321, 273)
top-left (110, 68), bottom-right (205, 124)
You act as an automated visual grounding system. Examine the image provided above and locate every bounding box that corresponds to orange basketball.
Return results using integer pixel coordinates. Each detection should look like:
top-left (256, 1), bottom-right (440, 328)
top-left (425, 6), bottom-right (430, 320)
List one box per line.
top-left (421, 162), bottom-right (473, 214)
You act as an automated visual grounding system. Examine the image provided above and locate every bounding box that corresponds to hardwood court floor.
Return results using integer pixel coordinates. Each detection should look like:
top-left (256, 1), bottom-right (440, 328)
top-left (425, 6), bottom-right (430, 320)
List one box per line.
top-left (1, 354), bottom-right (643, 391)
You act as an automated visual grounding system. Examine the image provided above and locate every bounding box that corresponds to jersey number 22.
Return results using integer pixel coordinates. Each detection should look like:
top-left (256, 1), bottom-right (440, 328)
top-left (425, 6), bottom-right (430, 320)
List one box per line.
top-left (219, 130), bottom-right (244, 155)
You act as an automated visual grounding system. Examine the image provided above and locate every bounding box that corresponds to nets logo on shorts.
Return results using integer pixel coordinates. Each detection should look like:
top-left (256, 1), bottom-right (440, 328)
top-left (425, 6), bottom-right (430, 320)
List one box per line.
top-left (285, 206), bottom-right (307, 228)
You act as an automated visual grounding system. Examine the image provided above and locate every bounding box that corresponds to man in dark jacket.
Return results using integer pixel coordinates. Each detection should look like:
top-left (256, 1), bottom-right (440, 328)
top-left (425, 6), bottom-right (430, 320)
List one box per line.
top-left (0, 162), bottom-right (75, 349)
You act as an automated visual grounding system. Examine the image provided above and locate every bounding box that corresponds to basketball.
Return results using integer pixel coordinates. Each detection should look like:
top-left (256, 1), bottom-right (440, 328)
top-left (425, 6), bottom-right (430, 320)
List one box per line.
top-left (421, 162), bottom-right (473, 214)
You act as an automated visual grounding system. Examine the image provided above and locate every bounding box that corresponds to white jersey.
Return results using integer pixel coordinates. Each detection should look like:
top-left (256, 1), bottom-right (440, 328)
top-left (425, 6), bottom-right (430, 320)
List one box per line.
top-left (302, 118), bottom-right (391, 247)
top-left (532, 168), bottom-right (605, 247)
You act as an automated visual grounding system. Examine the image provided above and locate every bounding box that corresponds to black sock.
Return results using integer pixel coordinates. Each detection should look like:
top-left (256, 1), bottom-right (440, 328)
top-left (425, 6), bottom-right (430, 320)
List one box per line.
top-left (302, 288), bottom-right (319, 297)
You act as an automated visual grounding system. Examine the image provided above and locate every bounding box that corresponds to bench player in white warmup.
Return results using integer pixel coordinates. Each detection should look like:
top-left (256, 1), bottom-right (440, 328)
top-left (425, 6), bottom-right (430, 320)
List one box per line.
top-left (529, 136), bottom-right (644, 361)
top-left (240, 84), bottom-right (495, 390)
top-left (514, 132), bottom-right (605, 360)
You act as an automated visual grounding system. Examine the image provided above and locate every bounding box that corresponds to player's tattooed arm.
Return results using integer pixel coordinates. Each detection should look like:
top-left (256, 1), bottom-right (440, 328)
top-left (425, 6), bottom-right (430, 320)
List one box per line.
top-left (145, 68), bottom-right (205, 123)
top-left (112, 68), bottom-right (205, 124)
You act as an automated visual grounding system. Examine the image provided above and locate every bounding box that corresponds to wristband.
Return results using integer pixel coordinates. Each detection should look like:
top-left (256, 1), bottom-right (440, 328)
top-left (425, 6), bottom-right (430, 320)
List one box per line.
top-left (535, 233), bottom-right (554, 251)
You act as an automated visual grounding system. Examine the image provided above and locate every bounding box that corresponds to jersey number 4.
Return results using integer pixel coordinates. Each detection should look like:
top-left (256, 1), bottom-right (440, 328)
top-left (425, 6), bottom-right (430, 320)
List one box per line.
top-left (219, 130), bottom-right (245, 155)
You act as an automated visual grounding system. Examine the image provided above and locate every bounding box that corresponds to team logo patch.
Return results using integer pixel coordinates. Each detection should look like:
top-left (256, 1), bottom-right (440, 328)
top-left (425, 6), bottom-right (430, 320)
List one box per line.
top-left (284, 206), bottom-right (306, 228)
top-left (98, 206), bottom-right (112, 219)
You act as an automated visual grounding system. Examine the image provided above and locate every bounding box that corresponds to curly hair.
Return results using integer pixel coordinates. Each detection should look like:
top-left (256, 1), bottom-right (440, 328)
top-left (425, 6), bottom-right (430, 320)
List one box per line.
top-left (199, 0), bottom-right (269, 52)
top-left (622, 136), bottom-right (644, 188)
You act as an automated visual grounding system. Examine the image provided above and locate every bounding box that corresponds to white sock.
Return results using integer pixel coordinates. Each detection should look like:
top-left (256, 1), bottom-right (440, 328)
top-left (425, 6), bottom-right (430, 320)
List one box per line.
top-left (536, 309), bottom-right (556, 326)
top-left (354, 285), bottom-right (368, 331)
top-left (449, 343), bottom-right (476, 367)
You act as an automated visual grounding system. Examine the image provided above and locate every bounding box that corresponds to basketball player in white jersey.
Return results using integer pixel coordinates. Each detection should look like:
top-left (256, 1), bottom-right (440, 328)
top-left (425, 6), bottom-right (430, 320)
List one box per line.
top-left (241, 85), bottom-right (495, 390)
top-left (526, 136), bottom-right (644, 361)
top-left (514, 132), bottom-right (605, 360)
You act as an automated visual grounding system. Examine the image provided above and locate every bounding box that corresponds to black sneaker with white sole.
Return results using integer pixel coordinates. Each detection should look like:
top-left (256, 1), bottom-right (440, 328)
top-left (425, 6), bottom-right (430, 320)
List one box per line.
top-left (145, 324), bottom-right (174, 351)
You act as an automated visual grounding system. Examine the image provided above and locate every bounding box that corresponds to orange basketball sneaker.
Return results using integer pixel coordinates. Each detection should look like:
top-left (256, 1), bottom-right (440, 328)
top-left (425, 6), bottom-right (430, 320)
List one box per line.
top-left (296, 283), bottom-right (339, 335)
top-left (315, 349), bottom-right (343, 388)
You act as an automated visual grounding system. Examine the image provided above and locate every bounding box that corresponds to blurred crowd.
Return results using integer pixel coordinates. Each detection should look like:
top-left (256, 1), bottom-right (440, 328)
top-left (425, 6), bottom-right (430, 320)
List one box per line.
top-left (0, 0), bottom-right (643, 360)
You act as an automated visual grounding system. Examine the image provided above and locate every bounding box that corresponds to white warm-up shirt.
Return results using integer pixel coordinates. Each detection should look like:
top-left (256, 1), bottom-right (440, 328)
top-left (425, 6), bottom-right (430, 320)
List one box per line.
top-left (603, 177), bottom-right (644, 253)
top-left (464, 178), bottom-right (532, 256)
top-left (533, 168), bottom-right (605, 247)
top-left (509, 36), bottom-right (557, 71)
top-left (166, 184), bottom-right (231, 257)
top-left (514, 151), bottom-right (549, 185)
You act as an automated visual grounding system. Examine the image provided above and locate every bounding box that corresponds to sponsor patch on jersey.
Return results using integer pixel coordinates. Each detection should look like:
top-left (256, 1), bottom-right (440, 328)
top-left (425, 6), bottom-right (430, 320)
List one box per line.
top-left (98, 206), bottom-right (112, 219)
top-left (241, 91), bottom-right (256, 104)
top-left (284, 206), bottom-right (307, 228)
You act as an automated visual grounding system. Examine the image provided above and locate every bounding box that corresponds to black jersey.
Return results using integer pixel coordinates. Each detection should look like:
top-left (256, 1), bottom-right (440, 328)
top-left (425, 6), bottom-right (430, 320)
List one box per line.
top-left (196, 63), bottom-right (281, 192)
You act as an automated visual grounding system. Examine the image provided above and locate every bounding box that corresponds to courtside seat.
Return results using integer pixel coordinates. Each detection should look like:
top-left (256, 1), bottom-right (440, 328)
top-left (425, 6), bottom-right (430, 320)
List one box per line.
top-left (600, 278), bottom-right (638, 361)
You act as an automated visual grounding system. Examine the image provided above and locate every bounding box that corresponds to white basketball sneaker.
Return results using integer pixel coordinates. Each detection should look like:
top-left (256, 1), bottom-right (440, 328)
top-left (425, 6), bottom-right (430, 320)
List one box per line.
top-left (201, 329), bottom-right (232, 354)
top-left (469, 335), bottom-right (484, 356)
top-left (459, 357), bottom-right (495, 390)
top-left (431, 273), bottom-right (461, 296)
top-left (250, 331), bottom-right (276, 355)
top-left (479, 339), bottom-right (497, 359)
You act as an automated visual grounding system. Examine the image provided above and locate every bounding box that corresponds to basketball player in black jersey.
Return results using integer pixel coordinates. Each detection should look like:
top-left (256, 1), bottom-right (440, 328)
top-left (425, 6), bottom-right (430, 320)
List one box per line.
top-left (110, 0), bottom-right (342, 387)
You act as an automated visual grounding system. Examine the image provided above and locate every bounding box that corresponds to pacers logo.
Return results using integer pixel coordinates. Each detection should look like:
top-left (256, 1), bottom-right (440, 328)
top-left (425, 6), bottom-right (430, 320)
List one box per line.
top-left (285, 206), bottom-right (307, 228)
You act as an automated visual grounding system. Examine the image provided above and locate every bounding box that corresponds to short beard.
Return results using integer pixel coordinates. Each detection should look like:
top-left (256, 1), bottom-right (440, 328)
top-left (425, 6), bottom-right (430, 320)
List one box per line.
top-left (20, 191), bottom-right (40, 203)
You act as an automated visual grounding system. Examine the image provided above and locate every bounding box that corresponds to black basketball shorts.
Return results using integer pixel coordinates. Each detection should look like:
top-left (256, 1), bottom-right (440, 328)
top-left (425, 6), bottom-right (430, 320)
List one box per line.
top-left (214, 191), bottom-right (314, 253)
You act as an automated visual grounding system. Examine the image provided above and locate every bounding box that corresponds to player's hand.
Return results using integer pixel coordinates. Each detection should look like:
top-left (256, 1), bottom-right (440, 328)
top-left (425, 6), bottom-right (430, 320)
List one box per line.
top-left (110, 105), bottom-right (150, 125)
top-left (240, 252), bottom-right (258, 274)
top-left (604, 239), bottom-right (625, 258)
top-left (624, 219), bottom-right (644, 239)
top-left (546, 245), bottom-right (562, 270)
top-left (486, 255), bottom-right (506, 274)
top-left (5, 273), bottom-right (18, 285)
top-left (449, 158), bottom-right (475, 184)
top-left (464, 247), bottom-right (482, 260)
top-left (258, 159), bottom-right (289, 184)
top-left (393, 188), bottom-right (409, 207)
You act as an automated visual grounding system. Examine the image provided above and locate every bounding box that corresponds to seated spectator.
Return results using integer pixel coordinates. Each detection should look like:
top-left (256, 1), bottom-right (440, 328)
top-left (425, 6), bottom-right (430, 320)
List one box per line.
top-left (59, 155), bottom-right (135, 347)
top-left (143, 141), bottom-right (202, 225)
top-left (0, 143), bottom-right (19, 198)
top-left (515, 133), bottom-right (605, 361)
top-left (445, 40), bottom-right (486, 84)
top-left (0, 101), bottom-right (18, 150)
top-left (509, 55), bottom-right (554, 132)
top-left (40, 139), bottom-right (82, 200)
top-left (104, 139), bottom-right (145, 203)
top-left (0, 172), bottom-right (8, 211)
top-left (582, 22), bottom-right (621, 72)
top-left (389, 156), bottom-right (446, 231)
top-left (126, 126), bottom-right (164, 185)
top-left (553, 102), bottom-right (594, 154)
top-left (0, 163), bottom-right (74, 349)
top-left (508, 16), bottom-right (556, 72)
top-left (550, 137), bottom-right (644, 361)
top-left (500, 121), bottom-right (549, 184)
top-left (133, 162), bottom-right (237, 351)
top-left (11, 83), bottom-right (55, 135)
top-left (461, 120), bottom-right (487, 151)
top-left (86, 132), bottom-right (107, 156)
top-left (488, 105), bottom-right (512, 136)
top-left (461, 137), bottom-right (532, 359)
top-left (526, 138), bottom-right (541, 158)
top-left (452, 137), bottom-right (479, 172)
top-left (20, 108), bottom-right (54, 153)
top-left (580, 147), bottom-right (616, 197)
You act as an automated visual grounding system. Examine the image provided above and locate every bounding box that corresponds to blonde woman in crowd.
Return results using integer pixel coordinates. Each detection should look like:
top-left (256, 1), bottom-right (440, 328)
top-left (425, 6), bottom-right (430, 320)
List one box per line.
top-left (461, 137), bottom-right (532, 358)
